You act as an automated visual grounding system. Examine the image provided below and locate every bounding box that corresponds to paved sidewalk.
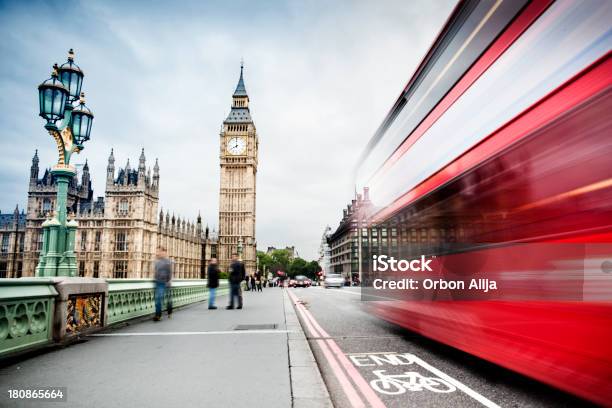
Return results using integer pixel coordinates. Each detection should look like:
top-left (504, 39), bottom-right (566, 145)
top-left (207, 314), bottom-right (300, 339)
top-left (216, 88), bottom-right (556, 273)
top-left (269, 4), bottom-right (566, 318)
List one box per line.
top-left (0, 287), bottom-right (331, 408)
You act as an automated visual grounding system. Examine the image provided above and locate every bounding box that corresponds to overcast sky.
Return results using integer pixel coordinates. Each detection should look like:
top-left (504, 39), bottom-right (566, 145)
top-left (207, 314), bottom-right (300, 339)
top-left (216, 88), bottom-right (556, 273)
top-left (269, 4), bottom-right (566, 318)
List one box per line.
top-left (0, 0), bottom-right (455, 260)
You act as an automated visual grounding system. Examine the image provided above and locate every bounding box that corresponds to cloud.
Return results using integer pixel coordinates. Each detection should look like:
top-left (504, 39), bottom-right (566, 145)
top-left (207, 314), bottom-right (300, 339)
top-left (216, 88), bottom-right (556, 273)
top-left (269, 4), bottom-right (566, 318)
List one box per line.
top-left (0, 0), bottom-right (456, 259)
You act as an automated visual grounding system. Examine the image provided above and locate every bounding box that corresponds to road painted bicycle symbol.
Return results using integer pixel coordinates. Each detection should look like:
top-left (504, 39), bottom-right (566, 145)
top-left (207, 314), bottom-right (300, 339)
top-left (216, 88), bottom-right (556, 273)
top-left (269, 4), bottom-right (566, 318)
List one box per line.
top-left (370, 369), bottom-right (457, 395)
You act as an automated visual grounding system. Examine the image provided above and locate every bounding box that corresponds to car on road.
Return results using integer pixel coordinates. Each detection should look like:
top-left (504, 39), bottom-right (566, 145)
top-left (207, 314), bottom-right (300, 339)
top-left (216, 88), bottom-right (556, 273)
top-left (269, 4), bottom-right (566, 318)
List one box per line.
top-left (294, 275), bottom-right (311, 288)
top-left (288, 279), bottom-right (297, 288)
top-left (324, 274), bottom-right (344, 289)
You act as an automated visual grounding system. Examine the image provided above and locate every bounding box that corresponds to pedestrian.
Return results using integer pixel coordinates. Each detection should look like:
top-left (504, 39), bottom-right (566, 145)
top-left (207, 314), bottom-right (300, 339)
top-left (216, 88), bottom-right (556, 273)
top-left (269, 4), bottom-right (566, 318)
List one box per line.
top-left (256, 273), bottom-right (262, 292)
top-left (227, 253), bottom-right (245, 309)
top-left (207, 257), bottom-right (219, 309)
top-left (154, 246), bottom-right (173, 321)
top-left (250, 274), bottom-right (256, 291)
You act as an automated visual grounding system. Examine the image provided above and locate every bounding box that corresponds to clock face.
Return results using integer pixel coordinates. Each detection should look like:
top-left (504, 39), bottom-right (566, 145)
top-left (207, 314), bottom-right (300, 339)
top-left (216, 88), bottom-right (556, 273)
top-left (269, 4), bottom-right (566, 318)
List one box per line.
top-left (227, 137), bottom-right (246, 155)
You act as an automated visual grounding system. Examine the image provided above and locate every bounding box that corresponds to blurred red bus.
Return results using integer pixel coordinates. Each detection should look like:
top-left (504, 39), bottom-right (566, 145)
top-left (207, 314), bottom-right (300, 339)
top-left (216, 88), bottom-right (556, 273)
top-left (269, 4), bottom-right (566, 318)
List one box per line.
top-left (356, 0), bottom-right (612, 404)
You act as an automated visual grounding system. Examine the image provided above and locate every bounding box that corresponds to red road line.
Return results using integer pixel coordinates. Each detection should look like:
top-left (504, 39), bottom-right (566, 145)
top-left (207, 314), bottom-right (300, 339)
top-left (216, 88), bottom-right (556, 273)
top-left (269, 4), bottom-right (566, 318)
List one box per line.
top-left (324, 339), bottom-right (388, 408)
top-left (288, 290), bottom-right (386, 408)
top-left (287, 290), bottom-right (367, 408)
top-left (315, 339), bottom-right (367, 408)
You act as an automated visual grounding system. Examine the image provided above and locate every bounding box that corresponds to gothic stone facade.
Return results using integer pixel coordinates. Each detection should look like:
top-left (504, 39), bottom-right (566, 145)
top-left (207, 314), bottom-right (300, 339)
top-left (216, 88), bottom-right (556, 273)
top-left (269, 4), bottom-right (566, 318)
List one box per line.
top-left (0, 207), bottom-right (25, 278)
top-left (328, 188), bottom-right (373, 281)
top-left (218, 65), bottom-right (258, 274)
top-left (4, 149), bottom-right (217, 279)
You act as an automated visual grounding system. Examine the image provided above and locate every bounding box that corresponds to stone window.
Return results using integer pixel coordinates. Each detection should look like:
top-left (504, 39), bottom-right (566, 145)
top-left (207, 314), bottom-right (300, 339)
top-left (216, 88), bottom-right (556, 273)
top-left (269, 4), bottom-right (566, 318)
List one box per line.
top-left (42, 198), bottom-right (52, 214)
top-left (80, 231), bottom-right (87, 252)
top-left (94, 231), bottom-right (101, 251)
top-left (114, 260), bottom-right (128, 278)
top-left (118, 199), bottom-right (129, 215)
top-left (115, 231), bottom-right (128, 252)
top-left (1, 234), bottom-right (9, 253)
top-left (35, 231), bottom-right (43, 251)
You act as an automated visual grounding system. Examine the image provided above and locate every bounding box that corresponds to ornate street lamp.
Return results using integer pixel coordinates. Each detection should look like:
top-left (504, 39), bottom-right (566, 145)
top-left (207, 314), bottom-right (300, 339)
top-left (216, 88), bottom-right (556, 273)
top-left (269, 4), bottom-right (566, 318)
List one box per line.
top-left (38, 64), bottom-right (68, 124)
top-left (35, 49), bottom-right (94, 278)
top-left (58, 49), bottom-right (83, 103)
top-left (71, 92), bottom-right (94, 148)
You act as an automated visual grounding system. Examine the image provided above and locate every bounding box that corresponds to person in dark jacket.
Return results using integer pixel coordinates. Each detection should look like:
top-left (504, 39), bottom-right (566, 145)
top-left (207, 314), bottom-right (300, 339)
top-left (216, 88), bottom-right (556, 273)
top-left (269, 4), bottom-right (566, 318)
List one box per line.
top-left (227, 253), bottom-right (245, 309)
top-left (154, 246), bottom-right (173, 321)
top-left (256, 272), bottom-right (262, 292)
top-left (207, 258), bottom-right (220, 309)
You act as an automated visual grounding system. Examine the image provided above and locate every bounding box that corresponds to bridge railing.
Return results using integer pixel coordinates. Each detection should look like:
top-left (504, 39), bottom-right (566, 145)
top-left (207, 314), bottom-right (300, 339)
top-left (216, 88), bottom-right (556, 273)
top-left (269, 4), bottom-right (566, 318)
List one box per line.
top-left (107, 279), bottom-right (228, 324)
top-left (0, 278), bottom-right (57, 357)
top-left (0, 278), bottom-right (226, 358)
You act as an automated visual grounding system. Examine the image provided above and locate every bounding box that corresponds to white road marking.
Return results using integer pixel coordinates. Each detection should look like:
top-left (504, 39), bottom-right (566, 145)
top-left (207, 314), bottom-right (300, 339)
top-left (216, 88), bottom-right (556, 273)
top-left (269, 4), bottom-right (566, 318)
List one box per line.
top-left (409, 354), bottom-right (501, 408)
top-left (349, 352), bottom-right (500, 407)
top-left (312, 287), bottom-right (398, 301)
top-left (302, 290), bottom-right (500, 407)
top-left (88, 330), bottom-right (294, 337)
top-left (347, 352), bottom-right (398, 356)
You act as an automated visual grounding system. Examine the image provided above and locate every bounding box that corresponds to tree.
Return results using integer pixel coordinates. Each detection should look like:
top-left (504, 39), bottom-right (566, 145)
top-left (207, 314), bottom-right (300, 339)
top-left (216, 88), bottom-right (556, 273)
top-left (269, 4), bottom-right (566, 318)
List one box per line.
top-left (270, 249), bottom-right (291, 273)
top-left (257, 251), bottom-right (272, 275)
top-left (256, 248), bottom-right (321, 280)
top-left (305, 261), bottom-right (321, 280)
top-left (288, 257), bottom-right (308, 278)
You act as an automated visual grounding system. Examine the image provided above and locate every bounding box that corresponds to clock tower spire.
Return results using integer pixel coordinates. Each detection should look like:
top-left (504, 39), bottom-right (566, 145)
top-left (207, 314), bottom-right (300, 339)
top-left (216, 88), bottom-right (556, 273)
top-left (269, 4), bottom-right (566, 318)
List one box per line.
top-left (217, 63), bottom-right (259, 275)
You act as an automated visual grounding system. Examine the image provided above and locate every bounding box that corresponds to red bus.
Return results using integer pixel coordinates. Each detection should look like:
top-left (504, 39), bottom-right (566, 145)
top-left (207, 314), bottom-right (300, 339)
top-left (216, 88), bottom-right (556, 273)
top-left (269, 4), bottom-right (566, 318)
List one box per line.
top-left (356, 0), bottom-right (612, 404)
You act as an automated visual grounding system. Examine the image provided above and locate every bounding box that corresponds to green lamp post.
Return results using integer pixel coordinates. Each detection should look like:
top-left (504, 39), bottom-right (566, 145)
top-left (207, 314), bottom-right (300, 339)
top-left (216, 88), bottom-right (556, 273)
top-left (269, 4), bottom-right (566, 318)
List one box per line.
top-left (35, 49), bottom-right (94, 277)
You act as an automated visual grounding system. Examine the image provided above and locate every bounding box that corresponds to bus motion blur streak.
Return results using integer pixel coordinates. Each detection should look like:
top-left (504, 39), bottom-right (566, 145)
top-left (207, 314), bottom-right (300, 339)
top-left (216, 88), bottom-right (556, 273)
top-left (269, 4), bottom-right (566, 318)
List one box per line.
top-left (356, 0), bottom-right (612, 405)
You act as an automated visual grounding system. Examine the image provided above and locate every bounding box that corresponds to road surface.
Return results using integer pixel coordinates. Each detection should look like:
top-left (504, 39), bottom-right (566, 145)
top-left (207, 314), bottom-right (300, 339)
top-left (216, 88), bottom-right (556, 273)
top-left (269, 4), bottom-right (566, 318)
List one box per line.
top-left (288, 285), bottom-right (594, 408)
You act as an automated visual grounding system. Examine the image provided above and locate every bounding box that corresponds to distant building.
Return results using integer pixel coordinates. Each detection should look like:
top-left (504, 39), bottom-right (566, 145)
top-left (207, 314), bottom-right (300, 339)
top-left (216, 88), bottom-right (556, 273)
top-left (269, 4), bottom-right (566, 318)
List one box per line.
top-left (328, 188), bottom-right (373, 282)
top-left (2, 149), bottom-right (217, 279)
top-left (266, 246), bottom-right (298, 259)
top-left (0, 206), bottom-right (26, 278)
top-left (317, 226), bottom-right (332, 275)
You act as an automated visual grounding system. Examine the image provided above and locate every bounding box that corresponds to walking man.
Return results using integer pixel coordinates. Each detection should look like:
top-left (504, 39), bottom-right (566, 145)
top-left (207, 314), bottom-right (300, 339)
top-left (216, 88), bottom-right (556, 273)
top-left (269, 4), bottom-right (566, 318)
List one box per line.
top-left (207, 257), bottom-right (219, 310)
top-left (154, 246), bottom-right (173, 321)
top-left (227, 253), bottom-right (245, 310)
top-left (256, 272), bottom-right (262, 292)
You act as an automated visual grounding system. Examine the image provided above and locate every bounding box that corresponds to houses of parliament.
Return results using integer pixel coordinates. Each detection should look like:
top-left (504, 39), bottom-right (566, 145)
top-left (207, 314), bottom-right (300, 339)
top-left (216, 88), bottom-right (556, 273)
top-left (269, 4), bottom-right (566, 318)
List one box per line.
top-left (0, 65), bottom-right (258, 279)
top-left (0, 148), bottom-right (217, 279)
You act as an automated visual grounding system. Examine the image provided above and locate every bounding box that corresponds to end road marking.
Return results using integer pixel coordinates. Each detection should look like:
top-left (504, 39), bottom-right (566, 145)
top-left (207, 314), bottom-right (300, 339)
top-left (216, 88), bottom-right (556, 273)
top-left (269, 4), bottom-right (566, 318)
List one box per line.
top-left (346, 352), bottom-right (501, 407)
top-left (289, 289), bottom-right (501, 408)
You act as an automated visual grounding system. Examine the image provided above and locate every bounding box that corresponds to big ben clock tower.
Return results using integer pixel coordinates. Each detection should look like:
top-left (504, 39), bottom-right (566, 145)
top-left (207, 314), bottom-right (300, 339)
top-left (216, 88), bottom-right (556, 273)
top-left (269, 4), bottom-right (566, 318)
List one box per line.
top-left (218, 63), bottom-right (258, 274)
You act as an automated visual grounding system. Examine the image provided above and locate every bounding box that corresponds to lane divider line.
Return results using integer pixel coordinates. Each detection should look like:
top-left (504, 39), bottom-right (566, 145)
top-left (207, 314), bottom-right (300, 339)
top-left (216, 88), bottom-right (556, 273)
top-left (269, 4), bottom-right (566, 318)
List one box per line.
top-left (411, 354), bottom-right (501, 408)
top-left (287, 290), bottom-right (366, 408)
top-left (288, 290), bottom-right (386, 408)
top-left (346, 352), bottom-right (398, 356)
top-left (313, 287), bottom-right (400, 301)
top-left (88, 330), bottom-right (294, 336)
